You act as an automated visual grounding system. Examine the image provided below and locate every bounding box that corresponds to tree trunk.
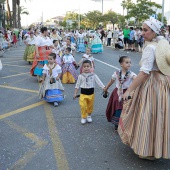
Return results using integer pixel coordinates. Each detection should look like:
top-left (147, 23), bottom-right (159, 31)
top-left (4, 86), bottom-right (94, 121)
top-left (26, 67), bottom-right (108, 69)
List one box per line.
top-left (12, 0), bottom-right (17, 28)
top-left (17, 0), bottom-right (21, 28)
top-left (6, 0), bottom-right (12, 27)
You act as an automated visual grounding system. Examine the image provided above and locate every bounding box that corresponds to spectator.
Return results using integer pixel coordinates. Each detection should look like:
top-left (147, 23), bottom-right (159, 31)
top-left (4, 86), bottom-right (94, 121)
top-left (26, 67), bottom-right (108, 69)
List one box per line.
top-left (123, 25), bottom-right (130, 50)
top-left (115, 38), bottom-right (124, 50)
top-left (129, 27), bottom-right (135, 51)
top-left (134, 27), bottom-right (140, 52)
top-left (118, 28), bottom-right (124, 41)
top-left (107, 30), bottom-right (112, 46)
top-left (112, 28), bottom-right (119, 47)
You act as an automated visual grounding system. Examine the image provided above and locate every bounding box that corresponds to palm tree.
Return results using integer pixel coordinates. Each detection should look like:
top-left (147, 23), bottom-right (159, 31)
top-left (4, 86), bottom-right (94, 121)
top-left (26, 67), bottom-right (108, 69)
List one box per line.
top-left (6, 0), bottom-right (12, 27)
top-left (12, 0), bottom-right (17, 28)
top-left (18, 6), bottom-right (29, 28)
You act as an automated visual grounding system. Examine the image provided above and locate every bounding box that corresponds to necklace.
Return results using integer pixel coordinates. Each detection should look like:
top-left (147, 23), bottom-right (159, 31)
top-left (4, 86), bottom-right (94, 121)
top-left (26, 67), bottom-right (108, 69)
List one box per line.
top-left (117, 70), bottom-right (131, 101)
top-left (48, 63), bottom-right (56, 76)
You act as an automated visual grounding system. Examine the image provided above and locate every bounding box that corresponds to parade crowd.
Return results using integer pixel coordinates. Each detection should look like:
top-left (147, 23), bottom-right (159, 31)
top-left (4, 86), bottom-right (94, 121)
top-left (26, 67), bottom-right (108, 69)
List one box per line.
top-left (1, 18), bottom-right (170, 161)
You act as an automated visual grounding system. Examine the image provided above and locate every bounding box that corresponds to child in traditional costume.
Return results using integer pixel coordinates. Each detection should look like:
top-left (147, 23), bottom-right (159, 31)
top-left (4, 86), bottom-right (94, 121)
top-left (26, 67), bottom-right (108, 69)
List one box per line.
top-left (74, 60), bottom-right (105, 125)
top-left (78, 47), bottom-right (95, 73)
top-left (52, 40), bottom-right (62, 66)
top-left (61, 47), bottom-right (78, 84)
top-left (104, 56), bottom-right (136, 131)
top-left (39, 53), bottom-right (64, 107)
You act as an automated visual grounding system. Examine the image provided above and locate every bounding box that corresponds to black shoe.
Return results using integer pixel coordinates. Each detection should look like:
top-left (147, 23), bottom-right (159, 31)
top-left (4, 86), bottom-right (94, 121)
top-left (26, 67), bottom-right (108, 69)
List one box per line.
top-left (115, 125), bottom-right (118, 131)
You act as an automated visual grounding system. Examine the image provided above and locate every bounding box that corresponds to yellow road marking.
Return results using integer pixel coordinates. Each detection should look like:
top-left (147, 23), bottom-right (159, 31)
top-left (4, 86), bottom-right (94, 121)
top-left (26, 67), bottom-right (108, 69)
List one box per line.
top-left (0, 85), bottom-right (38, 93)
top-left (4, 120), bottom-right (48, 170)
top-left (44, 103), bottom-right (69, 170)
top-left (3, 60), bottom-right (24, 64)
top-left (0, 101), bottom-right (45, 120)
top-left (0, 72), bottom-right (29, 78)
top-left (3, 64), bottom-right (30, 68)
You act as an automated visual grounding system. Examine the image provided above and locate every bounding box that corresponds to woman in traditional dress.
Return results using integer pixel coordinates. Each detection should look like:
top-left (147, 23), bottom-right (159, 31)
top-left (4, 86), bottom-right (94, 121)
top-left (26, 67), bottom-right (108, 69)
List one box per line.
top-left (50, 29), bottom-right (62, 42)
top-left (23, 31), bottom-right (36, 64)
top-left (30, 27), bottom-right (53, 81)
top-left (118, 18), bottom-right (170, 160)
top-left (76, 29), bottom-right (86, 53)
top-left (91, 33), bottom-right (103, 53)
top-left (34, 28), bottom-right (40, 37)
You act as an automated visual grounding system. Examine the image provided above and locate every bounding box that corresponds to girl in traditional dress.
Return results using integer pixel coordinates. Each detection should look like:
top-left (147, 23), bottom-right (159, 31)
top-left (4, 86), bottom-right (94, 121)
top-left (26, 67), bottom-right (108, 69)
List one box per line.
top-left (91, 33), bottom-right (103, 53)
top-left (39, 53), bottom-right (64, 107)
top-left (30, 27), bottom-right (53, 82)
top-left (76, 29), bottom-right (86, 53)
top-left (52, 40), bottom-right (62, 66)
top-left (13, 33), bottom-right (17, 48)
top-left (118, 18), bottom-right (170, 160)
top-left (78, 47), bottom-right (95, 73)
top-left (61, 47), bottom-right (78, 84)
top-left (23, 31), bottom-right (36, 64)
top-left (104, 56), bottom-right (136, 131)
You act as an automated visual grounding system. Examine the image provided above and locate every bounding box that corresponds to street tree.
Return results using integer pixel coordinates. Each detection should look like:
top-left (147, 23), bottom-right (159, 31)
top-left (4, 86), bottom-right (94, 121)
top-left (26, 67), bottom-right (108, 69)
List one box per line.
top-left (157, 13), bottom-right (167, 25)
top-left (121, 0), bottom-right (162, 24)
top-left (85, 10), bottom-right (102, 29)
top-left (59, 21), bottom-right (67, 28)
top-left (102, 10), bottom-right (125, 29)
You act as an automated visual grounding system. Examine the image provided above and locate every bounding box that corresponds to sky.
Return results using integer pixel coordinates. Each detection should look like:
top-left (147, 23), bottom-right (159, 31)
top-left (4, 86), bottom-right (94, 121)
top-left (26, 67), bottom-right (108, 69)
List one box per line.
top-left (16, 0), bottom-right (170, 26)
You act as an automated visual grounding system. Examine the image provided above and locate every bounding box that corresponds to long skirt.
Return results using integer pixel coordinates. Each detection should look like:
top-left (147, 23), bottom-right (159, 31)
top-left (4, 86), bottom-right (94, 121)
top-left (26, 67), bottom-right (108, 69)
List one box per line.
top-left (39, 77), bottom-right (64, 102)
top-left (44, 89), bottom-right (64, 102)
top-left (118, 71), bottom-right (170, 159)
top-left (106, 88), bottom-right (126, 125)
top-left (91, 44), bottom-right (103, 53)
top-left (26, 45), bottom-right (35, 62)
top-left (23, 46), bottom-right (29, 61)
top-left (77, 38), bottom-right (86, 53)
top-left (30, 46), bottom-right (52, 76)
top-left (62, 63), bottom-right (78, 84)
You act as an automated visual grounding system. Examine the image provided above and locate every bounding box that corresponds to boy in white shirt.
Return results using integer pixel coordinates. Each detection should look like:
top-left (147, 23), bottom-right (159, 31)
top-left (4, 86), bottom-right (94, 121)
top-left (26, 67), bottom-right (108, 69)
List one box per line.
top-left (74, 60), bottom-right (105, 124)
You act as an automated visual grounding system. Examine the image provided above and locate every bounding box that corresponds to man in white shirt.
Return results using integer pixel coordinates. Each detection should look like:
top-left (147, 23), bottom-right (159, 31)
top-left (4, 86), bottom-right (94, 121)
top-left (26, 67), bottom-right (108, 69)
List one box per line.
top-left (112, 28), bottom-right (119, 47)
top-left (107, 30), bottom-right (112, 46)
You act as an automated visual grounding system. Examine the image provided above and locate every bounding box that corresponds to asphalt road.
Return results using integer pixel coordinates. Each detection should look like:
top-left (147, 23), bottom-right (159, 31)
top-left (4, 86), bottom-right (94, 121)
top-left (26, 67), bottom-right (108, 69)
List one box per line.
top-left (0, 45), bottom-right (170, 170)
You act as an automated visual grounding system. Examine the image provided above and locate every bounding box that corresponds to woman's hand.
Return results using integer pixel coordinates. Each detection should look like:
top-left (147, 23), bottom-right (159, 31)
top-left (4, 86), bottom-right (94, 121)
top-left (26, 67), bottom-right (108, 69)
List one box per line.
top-left (122, 90), bottom-right (130, 101)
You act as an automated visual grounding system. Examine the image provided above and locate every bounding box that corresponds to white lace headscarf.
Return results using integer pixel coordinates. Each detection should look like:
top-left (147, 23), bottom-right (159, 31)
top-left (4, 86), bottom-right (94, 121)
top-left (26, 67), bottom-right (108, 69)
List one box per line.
top-left (143, 18), bottom-right (164, 35)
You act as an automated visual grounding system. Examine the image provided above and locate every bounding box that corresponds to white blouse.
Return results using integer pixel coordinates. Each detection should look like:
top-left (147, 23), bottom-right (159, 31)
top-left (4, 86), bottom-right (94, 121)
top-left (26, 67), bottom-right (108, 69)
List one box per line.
top-left (62, 54), bottom-right (75, 64)
top-left (83, 54), bottom-right (94, 62)
top-left (35, 36), bottom-right (53, 47)
top-left (42, 64), bottom-right (62, 78)
top-left (75, 73), bottom-right (105, 89)
top-left (139, 44), bottom-right (159, 74)
top-left (112, 71), bottom-right (136, 89)
top-left (26, 37), bottom-right (36, 45)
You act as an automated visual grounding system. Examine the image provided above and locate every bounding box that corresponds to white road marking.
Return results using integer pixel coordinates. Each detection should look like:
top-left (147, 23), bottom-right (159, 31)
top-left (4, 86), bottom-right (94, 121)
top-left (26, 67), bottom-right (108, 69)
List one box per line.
top-left (94, 58), bottom-right (120, 70)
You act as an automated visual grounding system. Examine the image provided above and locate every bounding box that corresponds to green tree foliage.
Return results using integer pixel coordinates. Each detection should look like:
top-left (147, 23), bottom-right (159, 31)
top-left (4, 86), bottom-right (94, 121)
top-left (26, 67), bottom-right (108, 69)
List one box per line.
top-left (59, 21), bottom-right (67, 28)
top-left (102, 10), bottom-right (125, 28)
top-left (121, 0), bottom-right (162, 22)
top-left (85, 10), bottom-right (102, 29)
top-left (72, 21), bottom-right (78, 29)
top-left (157, 13), bottom-right (167, 25)
top-left (65, 11), bottom-right (79, 21)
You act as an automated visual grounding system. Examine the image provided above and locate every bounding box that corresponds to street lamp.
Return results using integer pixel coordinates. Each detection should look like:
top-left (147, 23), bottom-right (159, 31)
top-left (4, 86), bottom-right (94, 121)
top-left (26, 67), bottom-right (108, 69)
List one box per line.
top-left (161, 0), bottom-right (165, 24)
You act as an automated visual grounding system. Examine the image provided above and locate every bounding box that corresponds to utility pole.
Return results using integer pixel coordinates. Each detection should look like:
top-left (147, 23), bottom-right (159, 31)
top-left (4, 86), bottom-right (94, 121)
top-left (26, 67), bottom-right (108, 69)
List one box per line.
top-left (102, 0), bottom-right (103, 15)
top-left (161, 0), bottom-right (165, 24)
